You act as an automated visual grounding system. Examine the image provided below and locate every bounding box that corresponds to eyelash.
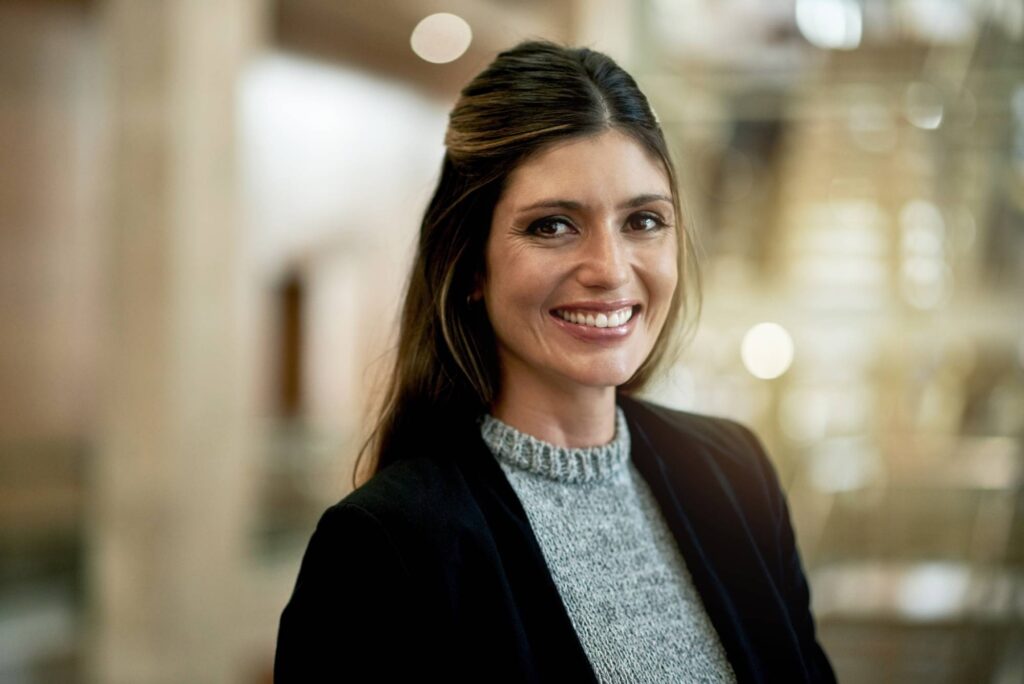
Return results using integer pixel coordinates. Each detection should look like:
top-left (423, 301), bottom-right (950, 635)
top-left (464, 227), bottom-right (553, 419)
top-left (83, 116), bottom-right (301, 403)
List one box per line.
top-left (525, 212), bottom-right (669, 237)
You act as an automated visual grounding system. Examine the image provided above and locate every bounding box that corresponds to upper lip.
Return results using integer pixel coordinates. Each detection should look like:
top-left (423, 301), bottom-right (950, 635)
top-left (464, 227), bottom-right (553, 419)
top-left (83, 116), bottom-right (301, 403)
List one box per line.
top-left (550, 299), bottom-right (640, 313)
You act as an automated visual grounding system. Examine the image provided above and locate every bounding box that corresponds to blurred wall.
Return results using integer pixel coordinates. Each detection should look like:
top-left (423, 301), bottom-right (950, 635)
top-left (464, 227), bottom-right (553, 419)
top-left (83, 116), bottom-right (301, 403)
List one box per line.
top-left (0, 2), bottom-right (102, 678)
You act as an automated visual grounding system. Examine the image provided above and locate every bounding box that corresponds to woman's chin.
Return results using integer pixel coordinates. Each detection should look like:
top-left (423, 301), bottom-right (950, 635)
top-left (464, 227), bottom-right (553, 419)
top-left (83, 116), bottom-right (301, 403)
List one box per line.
top-left (564, 365), bottom-right (640, 391)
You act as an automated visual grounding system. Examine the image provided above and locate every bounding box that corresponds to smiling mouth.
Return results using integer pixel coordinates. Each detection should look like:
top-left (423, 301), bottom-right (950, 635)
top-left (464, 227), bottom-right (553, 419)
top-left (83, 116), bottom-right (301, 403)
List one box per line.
top-left (552, 305), bottom-right (637, 329)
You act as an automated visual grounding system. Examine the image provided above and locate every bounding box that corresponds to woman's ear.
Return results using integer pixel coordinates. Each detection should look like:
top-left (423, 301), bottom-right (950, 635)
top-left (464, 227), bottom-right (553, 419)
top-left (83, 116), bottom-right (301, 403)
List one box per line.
top-left (468, 273), bottom-right (484, 303)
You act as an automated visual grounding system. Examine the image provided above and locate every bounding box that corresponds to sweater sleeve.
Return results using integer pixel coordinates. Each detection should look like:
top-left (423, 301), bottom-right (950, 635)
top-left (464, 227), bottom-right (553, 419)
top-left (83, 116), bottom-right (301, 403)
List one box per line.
top-left (274, 502), bottom-right (428, 682)
top-left (734, 422), bottom-right (837, 684)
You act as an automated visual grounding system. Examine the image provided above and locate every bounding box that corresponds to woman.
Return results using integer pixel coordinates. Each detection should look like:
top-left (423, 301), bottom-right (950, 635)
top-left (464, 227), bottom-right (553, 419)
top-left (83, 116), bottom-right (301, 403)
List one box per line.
top-left (275, 41), bottom-right (835, 683)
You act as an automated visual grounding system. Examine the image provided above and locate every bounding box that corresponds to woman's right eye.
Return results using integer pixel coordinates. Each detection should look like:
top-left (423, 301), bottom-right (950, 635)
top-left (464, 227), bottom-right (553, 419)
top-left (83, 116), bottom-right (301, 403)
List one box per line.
top-left (527, 217), bottom-right (574, 237)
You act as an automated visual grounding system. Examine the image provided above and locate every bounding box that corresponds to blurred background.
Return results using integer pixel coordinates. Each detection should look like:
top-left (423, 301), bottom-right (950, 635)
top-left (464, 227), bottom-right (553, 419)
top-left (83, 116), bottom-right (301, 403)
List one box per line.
top-left (1, 0), bottom-right (1022, 682)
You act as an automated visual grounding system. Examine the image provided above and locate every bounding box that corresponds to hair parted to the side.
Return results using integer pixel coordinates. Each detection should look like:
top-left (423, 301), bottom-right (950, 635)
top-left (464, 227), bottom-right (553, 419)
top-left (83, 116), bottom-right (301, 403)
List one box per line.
top-left (352, 40), bottom-right (702, 487)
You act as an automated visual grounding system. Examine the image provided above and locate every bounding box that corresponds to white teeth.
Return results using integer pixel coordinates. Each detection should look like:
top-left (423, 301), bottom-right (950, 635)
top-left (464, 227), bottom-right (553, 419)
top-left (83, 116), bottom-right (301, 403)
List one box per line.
top-left (556, 306), bottom-right (634, 328)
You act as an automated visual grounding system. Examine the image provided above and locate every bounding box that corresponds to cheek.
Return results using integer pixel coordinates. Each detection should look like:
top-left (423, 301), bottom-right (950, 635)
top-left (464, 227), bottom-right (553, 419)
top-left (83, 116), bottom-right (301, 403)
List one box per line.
top-left (487, 248), bottom-right (557, 303)
top-left (483, 259), bottom-right (543, 335)
top-left (658, 253), bottom-right (679, 289)
top-left (648, 244), bottom-right (680, 299)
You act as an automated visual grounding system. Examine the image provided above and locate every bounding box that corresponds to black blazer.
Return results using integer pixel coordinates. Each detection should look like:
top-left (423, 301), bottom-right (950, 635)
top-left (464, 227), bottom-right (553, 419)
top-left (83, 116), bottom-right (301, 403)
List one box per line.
top-left (274, 395), bottom-right (836, 682)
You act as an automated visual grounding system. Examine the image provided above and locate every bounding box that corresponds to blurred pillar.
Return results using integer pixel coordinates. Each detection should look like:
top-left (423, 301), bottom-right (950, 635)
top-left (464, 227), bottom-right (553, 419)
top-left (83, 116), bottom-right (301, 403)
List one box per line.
top-left (90, 1), bottom-right (263, 682)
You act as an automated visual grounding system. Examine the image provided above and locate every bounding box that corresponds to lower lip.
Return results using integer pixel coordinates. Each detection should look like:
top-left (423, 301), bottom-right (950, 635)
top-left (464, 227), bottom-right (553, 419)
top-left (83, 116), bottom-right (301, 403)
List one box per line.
top-left (548, 309), bottom-right (639, 343)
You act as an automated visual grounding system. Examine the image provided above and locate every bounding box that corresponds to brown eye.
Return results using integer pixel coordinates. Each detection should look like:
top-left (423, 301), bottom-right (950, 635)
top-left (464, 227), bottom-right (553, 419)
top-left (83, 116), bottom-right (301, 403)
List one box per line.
top-left (527, 216), bottom-right (574, 237)
top-left (628, 212), bottom-right (667, 232)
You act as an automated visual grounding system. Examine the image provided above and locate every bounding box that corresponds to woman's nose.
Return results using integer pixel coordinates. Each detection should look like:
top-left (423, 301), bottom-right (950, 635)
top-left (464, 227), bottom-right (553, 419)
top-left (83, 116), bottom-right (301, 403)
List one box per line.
top-left (576, 228), bottom-right (629, 290)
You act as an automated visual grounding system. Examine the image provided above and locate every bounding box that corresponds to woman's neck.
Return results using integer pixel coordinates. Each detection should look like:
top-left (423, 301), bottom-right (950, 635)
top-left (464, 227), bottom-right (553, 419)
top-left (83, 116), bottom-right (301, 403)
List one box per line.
top-left (490, 377), bottom-right (617, 449)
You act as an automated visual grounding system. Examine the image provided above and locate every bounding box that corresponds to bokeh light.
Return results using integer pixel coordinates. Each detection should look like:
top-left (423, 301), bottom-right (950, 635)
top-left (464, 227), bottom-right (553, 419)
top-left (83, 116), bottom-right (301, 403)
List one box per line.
top-left (795, 0), bottom-right (863, 50)
top-left (741, 322), bottom-right (795, 380)
top-left (410, 13), bottom-right (472, 64)
top-left (905, 82), bottom-right (945, 130)
top-left (897, 563), bottom-right (971, 620)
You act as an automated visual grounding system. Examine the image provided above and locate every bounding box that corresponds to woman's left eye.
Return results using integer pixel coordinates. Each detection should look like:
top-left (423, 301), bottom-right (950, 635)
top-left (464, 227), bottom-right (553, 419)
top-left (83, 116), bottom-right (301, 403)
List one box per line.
top-left (628, 212), bottom-right (667, 232)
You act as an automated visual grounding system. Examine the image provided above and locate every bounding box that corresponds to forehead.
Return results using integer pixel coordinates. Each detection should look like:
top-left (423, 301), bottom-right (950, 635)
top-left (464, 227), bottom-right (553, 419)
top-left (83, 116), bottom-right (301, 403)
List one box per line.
top-left (498, 129), bottom-right (672, 208)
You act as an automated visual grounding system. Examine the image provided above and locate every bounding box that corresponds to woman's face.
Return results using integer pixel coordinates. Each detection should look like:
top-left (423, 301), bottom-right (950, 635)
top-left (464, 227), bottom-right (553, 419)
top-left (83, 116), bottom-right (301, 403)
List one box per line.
top-left (481, 128), bottom-right (679, 400)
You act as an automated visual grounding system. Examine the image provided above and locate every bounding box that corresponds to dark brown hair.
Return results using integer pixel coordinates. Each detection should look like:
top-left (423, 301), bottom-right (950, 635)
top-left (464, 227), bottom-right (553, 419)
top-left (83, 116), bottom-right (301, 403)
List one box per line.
top-left (353, 40), bottom-right (700, 486)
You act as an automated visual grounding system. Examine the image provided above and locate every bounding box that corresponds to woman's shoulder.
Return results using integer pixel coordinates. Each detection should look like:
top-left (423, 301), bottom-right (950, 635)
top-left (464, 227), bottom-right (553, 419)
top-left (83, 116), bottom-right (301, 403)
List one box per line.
top-left (276, 460), bottom-right (454, 680)
top-left (329, 452), bottom-right (473, 534)
top-left (342, 452), bottom-right (454, 506)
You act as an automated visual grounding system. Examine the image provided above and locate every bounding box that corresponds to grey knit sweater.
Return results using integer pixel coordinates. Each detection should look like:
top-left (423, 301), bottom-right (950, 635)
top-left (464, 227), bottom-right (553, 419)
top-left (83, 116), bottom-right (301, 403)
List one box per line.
top-left (480, 407), bottom-right (737, 683)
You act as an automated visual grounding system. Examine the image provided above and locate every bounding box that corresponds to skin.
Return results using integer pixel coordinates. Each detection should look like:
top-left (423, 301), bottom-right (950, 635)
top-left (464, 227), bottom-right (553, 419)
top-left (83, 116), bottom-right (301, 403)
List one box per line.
top-left (479, 128), bottom-right (679, 448)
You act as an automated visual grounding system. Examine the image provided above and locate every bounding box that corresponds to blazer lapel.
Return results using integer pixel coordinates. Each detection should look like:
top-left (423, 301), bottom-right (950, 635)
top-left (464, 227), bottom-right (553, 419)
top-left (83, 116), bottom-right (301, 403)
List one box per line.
top-left (453, 421), bottom-right (599, 681)
top-left (621, 396), bottom-right (800, 683)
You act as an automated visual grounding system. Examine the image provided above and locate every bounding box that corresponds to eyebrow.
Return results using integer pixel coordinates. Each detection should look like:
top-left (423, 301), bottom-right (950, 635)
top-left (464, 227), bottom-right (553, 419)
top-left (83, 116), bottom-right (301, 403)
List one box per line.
top-left (516, 193), bottom-right (673, 214)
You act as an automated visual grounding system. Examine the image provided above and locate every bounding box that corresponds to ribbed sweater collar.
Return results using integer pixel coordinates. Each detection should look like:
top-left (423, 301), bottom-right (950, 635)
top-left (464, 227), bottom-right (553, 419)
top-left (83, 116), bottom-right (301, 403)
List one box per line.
top-left (479, 406), bottom-right (630, 484)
